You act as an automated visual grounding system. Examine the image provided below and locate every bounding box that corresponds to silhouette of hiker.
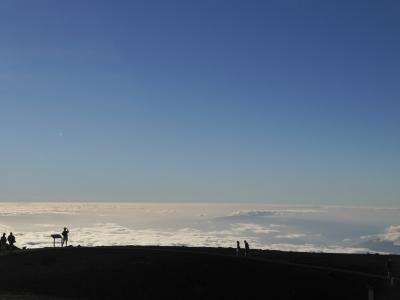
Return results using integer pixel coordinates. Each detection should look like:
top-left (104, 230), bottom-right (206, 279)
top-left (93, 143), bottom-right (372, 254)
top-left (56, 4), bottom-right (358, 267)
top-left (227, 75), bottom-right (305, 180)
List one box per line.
top-left (244, 240), bottom-right (250, 257)
top-left (61, 227), bottom-right (69, 247)
top-left (236, 241), bottom-right (241, 256)
top-left (0, 233), bottom-right (7, 250)
top-left (7, 232), bottom-right (16, 249)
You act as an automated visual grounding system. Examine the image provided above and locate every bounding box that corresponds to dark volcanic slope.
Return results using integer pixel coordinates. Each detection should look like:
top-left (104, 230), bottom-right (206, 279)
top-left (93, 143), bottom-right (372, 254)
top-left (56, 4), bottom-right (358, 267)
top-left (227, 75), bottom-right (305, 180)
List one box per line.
top-left (0, 246), bottom-right (398, 300)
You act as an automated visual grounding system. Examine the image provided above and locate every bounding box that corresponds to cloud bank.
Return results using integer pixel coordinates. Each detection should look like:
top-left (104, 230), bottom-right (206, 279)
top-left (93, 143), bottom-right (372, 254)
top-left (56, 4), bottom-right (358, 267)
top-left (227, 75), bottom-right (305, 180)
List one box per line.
top-left (11, 222), bottom-right (369, 254)
top-left (0, 203), bottom-right (398, 254)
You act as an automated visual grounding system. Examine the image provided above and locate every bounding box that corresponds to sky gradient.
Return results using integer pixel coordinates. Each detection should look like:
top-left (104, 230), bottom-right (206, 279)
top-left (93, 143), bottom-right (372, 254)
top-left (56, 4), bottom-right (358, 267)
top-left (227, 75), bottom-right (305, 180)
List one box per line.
top-left (1, 0), bottom-right (400, 203)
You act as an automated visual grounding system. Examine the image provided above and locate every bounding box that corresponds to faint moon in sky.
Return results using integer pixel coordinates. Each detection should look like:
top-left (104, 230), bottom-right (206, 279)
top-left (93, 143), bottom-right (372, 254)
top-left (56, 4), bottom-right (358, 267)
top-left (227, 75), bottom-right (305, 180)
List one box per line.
top-left (58, 132), bottom-right (64, 137)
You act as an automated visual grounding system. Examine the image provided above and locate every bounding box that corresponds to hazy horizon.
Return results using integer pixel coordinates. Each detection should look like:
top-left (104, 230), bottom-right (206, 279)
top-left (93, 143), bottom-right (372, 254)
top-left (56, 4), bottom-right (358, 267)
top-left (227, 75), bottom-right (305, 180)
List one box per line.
top-left (0, 202), bottom-right (399, 254)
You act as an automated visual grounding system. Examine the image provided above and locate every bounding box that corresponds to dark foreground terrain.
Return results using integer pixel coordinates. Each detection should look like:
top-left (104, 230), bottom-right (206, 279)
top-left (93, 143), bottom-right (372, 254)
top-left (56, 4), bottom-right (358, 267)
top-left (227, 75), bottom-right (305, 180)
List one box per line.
top-left (0, 246), bottom-right (399, 300)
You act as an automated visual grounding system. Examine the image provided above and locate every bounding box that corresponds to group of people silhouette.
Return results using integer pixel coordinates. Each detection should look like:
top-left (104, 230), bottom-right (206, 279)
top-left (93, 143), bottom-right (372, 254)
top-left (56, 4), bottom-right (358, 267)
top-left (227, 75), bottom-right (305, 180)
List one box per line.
top-left (0, 227), bottom-right (70, 251)
top-left (236, 240), bottom-right (250, 257)
top-left (0, 232), bottom-right (16, 250)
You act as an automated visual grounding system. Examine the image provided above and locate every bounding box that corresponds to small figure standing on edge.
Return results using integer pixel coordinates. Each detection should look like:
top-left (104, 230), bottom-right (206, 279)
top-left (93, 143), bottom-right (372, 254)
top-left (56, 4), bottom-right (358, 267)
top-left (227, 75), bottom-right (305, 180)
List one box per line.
top-left (244, 240), bottom-right (250, 257)
top-left (7, 232), bottom-right (16, 249)
top-left (236, 241), bottom-right (241, 256)
top-left (0, 233), bottom-right (7, 250)
top-left (61, 227), bottom-right (69, 247)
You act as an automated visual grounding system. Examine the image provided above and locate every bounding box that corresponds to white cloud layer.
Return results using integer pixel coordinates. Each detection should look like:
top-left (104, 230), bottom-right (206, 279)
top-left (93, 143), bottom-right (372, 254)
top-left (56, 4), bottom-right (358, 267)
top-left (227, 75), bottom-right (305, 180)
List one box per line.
top-left (227, 208), bottom-right (322, 218)
top-left (377, 225), bottom-right (400, 245)
top-left (10, 222), bottom-right (369, 254)
top-left (275, 234), bottom-right (306, 239)
top-left (0, 203), bottom-right (398, 254)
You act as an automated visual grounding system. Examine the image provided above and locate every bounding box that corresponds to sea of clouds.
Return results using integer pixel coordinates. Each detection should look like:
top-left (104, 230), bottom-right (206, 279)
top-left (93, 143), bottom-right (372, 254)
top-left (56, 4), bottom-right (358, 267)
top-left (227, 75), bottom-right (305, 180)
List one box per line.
top-left (0, 203), bottom-right (399, 254)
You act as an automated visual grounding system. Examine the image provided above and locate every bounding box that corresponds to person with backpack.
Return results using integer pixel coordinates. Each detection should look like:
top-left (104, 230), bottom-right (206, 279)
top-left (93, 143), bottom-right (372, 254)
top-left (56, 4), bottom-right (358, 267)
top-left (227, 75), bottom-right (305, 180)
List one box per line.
top-left (236, 241), bottom-right (241, 256)
top-left (0, 233), bottom-right (7, 250)
top-left (61, 227), bottom-right (69, 247)
top-left (244, 240), bottom-right (250, 257)
top-left (7, 232), bottom-right (16, 249)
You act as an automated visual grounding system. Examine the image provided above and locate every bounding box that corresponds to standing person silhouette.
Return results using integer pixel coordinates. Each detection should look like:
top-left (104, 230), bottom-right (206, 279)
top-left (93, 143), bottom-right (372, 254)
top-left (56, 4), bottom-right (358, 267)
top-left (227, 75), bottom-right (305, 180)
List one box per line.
top-left (236, 241), bottom-right (241, 256)
top-left (61, 227), bottom-right (69, 247)
top-left (0, 233), bottom-right (7, 250)
top-left (7, 232), bottom-right (16, 249)
top-left (244, 240), bottom-right (250, 257)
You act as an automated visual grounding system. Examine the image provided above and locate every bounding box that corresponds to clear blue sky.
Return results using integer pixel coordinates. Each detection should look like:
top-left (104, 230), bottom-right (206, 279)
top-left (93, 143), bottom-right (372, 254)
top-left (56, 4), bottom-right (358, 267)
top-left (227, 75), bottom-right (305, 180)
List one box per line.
top-left (1, 0), bottom-right (399, 204)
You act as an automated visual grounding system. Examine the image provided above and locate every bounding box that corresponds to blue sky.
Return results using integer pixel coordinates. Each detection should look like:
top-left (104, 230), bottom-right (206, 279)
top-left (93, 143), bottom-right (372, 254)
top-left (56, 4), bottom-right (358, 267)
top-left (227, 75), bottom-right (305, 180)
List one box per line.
top-left (1, 0), bottom-right (399, 203)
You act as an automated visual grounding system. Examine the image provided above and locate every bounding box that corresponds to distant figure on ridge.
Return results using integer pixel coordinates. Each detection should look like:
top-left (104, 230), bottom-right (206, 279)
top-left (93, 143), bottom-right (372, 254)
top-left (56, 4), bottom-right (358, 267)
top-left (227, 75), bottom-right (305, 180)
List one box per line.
top-left (236, 241), bottom-right (241, 256)
top-left (7, 232), bottom-right (16, 249)
top-left (244, 240), bottom-right (250, 257)
top-left (62, 227), bottom-right (69, 247)
top-left (0, 233), bottom-right (7, 250)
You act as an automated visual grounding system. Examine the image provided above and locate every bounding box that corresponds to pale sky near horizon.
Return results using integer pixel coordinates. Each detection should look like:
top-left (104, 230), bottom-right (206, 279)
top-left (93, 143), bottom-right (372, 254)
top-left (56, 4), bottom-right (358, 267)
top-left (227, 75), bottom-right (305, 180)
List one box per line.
top-left (1, 0), bottom-right (400, 204)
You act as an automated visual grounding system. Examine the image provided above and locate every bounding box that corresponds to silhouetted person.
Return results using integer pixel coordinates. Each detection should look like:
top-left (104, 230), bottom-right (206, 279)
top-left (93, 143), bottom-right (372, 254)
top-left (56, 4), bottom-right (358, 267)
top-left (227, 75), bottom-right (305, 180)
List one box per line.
top-left (244, 240), bottom-right (250, 257)
top-left (386, 258), bottom-right (393, 280)
top-left (0, 233), bottom-right (7, 250)
top-left (61, 227), bottom-right (69, 247)
top-left (236, 241), bottom-right (241, 256)
top-left (7, 232), bottom-right (15, 249)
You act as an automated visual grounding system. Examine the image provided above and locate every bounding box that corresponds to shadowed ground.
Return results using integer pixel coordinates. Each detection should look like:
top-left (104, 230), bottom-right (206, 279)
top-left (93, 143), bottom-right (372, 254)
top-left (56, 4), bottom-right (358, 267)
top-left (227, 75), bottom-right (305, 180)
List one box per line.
top-left (0, 246), bottom-right (399, 299)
